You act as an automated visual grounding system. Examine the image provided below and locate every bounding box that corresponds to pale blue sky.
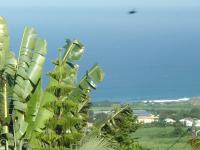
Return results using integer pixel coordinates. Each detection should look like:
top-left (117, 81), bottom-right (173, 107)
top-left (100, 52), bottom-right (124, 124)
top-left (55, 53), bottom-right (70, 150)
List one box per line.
top-left (1, 0), bottom-right (200, 7)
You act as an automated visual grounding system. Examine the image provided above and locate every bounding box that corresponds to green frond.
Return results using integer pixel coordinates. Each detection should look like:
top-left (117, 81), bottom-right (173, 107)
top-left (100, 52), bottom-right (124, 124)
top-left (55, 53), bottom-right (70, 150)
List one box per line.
top-left (63, 39), bottom-right (84, 62)
top-left (98, 105), bottom-right (130, 133)
top-left (79, 135), bottom-right (117, 150)
top-left (0, 16), bottom-right (9, 53)
top-left (69, 64), bottom-right (104, 106)
top-left (13, 27), bottom-right (47, 140)
top-left (0, 16), bottom-right (17, 79)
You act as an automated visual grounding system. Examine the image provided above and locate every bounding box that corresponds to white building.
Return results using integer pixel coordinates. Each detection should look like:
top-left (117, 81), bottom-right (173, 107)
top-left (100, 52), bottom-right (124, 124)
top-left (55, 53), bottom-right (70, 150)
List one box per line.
top-left (179, 118), bottom-right (193, 127)
top-left (134, 110), bottom-right (159, 124)
top-left (179, 118), bottom-right (200, 127)
top-left (137, 115), bottom-right (159, 124)
top-left (164, 118), bottom-right (175, 124)
top-left (194, 120), bottom-right (200, 127)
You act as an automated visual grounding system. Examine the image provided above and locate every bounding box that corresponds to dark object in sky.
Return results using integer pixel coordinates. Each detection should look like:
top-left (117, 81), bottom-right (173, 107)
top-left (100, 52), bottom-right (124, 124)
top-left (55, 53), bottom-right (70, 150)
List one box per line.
top-left (128, 10), bottom-right (137, 14)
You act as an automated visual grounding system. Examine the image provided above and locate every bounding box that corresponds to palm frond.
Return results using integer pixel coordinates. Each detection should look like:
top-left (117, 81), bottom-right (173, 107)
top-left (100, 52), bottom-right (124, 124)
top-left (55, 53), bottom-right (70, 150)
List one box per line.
top-left (98, 105), bottom-right (130, 132)
top-left (79, 133), bottom-right (117, 150)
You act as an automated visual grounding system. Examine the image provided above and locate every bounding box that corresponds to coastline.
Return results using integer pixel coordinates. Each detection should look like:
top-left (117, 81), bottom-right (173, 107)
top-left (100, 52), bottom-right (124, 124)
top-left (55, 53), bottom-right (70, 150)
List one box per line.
top-left (92, 97), bottom-right (192, 103)
top-left (142, 97), bottom-right (190, 103)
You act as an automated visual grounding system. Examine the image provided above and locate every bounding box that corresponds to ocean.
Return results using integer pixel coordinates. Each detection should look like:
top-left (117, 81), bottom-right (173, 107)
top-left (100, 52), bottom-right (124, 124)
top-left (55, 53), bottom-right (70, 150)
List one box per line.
top-left (1, 4), bottom-right (200, 101)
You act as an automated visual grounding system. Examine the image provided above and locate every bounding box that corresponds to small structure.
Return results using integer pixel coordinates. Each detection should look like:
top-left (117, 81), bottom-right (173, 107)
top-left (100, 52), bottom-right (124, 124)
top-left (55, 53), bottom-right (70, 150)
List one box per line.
top-left (195, 120), bottom-right (200, 127)
top-left (137, 115), bottom-right (159, 124)
top-left (179, 118), bottom-right (200, 127)
top-left (164, 118), bottom-right (176, 124)
top-left (179, 118), bottom-right (193, 127)
top-left (134, 110), bottom-right (159, 124)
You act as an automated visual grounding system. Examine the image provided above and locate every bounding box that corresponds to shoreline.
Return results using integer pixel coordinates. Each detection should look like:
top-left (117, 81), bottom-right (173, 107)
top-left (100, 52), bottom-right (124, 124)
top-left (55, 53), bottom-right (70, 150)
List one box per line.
top-left (92, 97), bottom-right (192, 103)
top-left (142, 97), bottom-right (190, 103)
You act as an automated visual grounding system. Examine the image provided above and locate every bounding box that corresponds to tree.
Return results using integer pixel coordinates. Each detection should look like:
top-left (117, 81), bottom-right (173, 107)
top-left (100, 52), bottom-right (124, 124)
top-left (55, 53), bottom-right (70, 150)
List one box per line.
top-left (0, 16), bottom-right (55, 149)
top-left (0, 16), bottom-right (106, 150)
top-left (96, 105), bottom-right (148, 150)
top-left (0, 16), bottom-right (144, 150)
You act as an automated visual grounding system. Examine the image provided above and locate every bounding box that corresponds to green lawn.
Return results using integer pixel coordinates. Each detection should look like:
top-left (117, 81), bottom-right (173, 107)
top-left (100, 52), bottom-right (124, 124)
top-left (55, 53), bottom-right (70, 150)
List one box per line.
top-left (133, 127), bottom-right (192, 150)
top-left (92, 101), bottom-right (193, 113)
top-left (132, 102), bottom-right (193, 112)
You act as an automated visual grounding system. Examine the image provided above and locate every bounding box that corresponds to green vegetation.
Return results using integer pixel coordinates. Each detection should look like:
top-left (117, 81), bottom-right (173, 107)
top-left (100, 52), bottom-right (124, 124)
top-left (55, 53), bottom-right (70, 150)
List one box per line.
top-left (133, 127), bottom-right (192, 150)
top-left (98, 105), bottom-right (147, 150)
top-left (1, 16), bottom-right (199, 150)
top-left (92, 100), bottom-right (200, 120)
top-left (39, 39), bottom-right (105, 148)
top-left (92, 100), bottom-right (200, 150)
top-left (0, 16), bottom-right (106, 150)
top-left (0, 17), bottom-right (144, 150)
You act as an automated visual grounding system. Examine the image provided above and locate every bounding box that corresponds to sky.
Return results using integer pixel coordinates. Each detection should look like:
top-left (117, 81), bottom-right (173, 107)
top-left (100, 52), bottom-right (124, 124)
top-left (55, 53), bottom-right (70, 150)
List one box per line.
top-left (1, 0), bottom-right (200, 7)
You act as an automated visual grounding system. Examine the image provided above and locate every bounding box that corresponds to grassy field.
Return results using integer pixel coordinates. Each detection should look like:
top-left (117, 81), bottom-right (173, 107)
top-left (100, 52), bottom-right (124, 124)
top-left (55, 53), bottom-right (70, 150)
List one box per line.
top-left (91, 101), bottom-right (200, 149)
top-left (92, 101), bottom-right (193, 112)
top-left (133, 127), bottom-right (192, 150)
top-left (132, 102), bottom-right (193, 112)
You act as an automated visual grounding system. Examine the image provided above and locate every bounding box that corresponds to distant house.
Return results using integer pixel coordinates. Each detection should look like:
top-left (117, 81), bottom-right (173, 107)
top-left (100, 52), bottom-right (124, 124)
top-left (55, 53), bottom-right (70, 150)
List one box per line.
top-left (195, 120), bottom-right (200, 127)
top-left (134, 110), bottom-right (159, 124)
top-left (164, 118), bottom-right (176, 124)
top-left (179, 118), bottom-right (200, 127)
top-left (137, 115), bottom-right (159, 124)
top-left (179, 118), bottom-right (193, 127)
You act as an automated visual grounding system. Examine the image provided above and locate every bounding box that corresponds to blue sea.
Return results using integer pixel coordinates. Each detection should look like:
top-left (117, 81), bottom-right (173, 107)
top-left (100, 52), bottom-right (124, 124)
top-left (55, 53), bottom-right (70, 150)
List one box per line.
top-left (1, 3), bottom-right (200, 101)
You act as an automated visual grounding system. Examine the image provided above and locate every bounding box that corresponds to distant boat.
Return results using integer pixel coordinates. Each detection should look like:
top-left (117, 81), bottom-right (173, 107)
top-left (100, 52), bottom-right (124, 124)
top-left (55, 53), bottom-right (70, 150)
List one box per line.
top-left (128, 9), bottom-right (137, 14)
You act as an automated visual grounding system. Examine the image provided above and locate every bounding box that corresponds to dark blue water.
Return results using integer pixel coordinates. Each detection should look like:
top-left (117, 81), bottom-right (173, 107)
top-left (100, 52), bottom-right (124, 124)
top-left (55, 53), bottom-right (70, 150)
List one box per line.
top-left (1, 5), bottom-right (200, 101)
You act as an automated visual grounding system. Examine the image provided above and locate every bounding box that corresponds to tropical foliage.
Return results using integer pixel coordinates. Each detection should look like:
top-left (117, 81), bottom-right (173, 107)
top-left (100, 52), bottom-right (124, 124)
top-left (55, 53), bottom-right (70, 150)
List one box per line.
top-left (96, 105), bottom-right (148, 150)
top-left (0, 16), bottom-right (143, 150)
top-left (0, 16), bottom-right (54, 149)
top-left (0, 16), bottom-right (105, 150)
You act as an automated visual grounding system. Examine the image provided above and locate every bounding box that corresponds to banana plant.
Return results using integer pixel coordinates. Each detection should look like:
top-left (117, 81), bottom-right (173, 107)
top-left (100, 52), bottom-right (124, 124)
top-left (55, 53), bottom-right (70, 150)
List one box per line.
top-left (12, 27), bottom-right (50, 149)
top-left (0, 17), bottom-right (54, 150)
top-left (0, 16), bottom-right (105, 150)
top-left (0, 16), bottom-right (17, 150)
top-left (0, 16), bottom-right (145, 150)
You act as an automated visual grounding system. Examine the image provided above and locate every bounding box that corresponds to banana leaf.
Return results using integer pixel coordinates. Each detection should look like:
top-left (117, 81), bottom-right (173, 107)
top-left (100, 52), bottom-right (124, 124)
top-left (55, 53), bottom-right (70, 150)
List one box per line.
top-left (0, 16), bottom-right (9, 54)
top-left (13, 27), bottom-right (47, 141)
top-left (69, 64), bottom-right (104, 112)
top-left (0, 16), bottom-right (17, 78)
top-left (63, 39), bottom-right (84, 62)
top-left (25, 82), bottom-right (55, 148)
